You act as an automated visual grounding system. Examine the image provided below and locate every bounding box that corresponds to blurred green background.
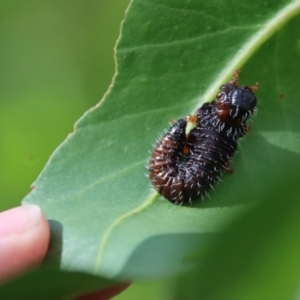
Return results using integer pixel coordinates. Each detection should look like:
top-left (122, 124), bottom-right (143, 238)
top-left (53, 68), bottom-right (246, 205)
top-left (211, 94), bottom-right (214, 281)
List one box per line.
top-left (0, 1), bottom-right (171, 298)
top-left (0, 0), bottom-right (128, 211)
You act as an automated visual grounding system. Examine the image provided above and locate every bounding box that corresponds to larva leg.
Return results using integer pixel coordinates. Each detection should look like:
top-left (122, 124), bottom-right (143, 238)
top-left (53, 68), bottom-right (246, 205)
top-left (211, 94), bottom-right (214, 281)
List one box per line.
top-left (251, 82), bottom-right (259, 92)
top-left (169, 119), bottom-right (175, 125)
top-left (224, 161), bottom-right (234, 174)
top-left (230, 70), bottom-right (241, 87)
top-left (187, 114), bottom-right (198, 124)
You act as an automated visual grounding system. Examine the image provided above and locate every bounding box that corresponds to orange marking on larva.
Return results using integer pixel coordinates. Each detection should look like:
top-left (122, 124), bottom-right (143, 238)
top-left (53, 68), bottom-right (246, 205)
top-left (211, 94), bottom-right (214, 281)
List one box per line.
top-left (216, 101), bottom-right (231, 122)
top-left (187, 115), bottom-right (198, 124)
top-left (183, 144), bottom-right (189, 155)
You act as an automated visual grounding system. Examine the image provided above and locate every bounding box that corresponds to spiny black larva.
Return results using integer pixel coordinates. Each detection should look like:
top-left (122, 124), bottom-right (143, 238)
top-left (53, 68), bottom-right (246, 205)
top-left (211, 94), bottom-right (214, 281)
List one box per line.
top-left (148, 70), bottom-right (258, 205)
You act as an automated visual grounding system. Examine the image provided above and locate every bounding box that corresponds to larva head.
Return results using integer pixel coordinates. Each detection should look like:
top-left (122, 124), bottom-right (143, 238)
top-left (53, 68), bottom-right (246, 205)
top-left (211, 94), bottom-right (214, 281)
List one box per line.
top-left (215, 72), bottom-right (258, 123)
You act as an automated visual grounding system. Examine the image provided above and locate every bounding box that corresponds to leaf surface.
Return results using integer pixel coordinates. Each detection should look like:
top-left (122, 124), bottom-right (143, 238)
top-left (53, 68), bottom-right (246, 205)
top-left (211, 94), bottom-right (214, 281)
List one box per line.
top-left (21, 0), bottom-right (300, 281)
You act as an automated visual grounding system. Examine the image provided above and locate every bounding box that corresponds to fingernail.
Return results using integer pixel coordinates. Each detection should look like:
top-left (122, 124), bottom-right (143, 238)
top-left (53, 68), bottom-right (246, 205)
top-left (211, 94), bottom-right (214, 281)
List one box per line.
top-left (0, 205), bottom-right (43, 237)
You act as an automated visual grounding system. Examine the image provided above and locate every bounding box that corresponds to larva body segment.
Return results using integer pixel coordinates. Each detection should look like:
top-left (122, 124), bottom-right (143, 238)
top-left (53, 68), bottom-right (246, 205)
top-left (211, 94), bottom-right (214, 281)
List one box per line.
top-left (149, 118), bottom-right (188, 202)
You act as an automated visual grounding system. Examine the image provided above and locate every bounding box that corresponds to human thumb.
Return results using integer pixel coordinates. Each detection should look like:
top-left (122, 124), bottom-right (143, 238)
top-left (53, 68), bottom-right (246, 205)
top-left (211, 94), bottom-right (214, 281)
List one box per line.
top-left (0, 205), bottom-right (50, 282)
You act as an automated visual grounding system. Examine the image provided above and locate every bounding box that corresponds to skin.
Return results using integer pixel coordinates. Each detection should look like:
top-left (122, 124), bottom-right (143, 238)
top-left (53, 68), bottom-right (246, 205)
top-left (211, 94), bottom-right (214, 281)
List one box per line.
top-left (0, 205), bottom-right (129, 299)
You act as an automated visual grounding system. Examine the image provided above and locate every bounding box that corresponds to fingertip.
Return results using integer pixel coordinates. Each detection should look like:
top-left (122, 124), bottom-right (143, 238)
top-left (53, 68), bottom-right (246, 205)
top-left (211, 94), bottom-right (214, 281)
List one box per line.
top-left (0, 205), bottom-right (50, 281)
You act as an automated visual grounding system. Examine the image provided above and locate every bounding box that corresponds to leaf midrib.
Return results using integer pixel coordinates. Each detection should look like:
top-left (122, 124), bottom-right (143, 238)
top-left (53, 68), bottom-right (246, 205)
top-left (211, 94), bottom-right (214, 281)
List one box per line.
top-left (198, 0), bottom-right (300, 107)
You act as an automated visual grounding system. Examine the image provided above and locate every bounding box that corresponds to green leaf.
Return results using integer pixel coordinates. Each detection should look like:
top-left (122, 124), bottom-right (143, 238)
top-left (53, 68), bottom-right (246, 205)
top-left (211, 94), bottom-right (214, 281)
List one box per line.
top-left (20, 0), bottom-right (300, 284)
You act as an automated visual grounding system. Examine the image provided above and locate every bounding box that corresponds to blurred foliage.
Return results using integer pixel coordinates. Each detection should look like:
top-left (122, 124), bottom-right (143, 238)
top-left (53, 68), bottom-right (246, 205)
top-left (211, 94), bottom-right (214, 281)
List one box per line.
top-left (1, 268), bottom-right (116, 300)
top-left (172, 166), bottom-right (300, 299)
top-left (0, 0), bottom-right (129, 210)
